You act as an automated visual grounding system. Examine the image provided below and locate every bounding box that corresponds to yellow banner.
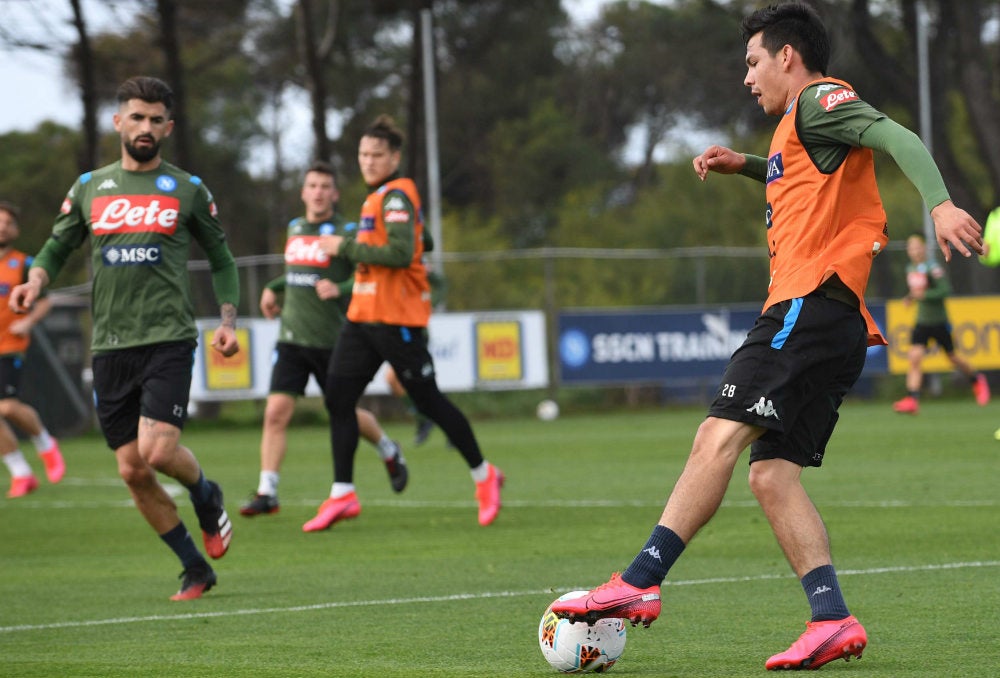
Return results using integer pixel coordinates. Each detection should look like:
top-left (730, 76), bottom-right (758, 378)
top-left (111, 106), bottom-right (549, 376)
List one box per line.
top-left (476, 320), bottom-right (523, 382)
top-left (202, 327), bottom-right (253, 390)
top-left (886, 295), bottom-right (1000, 374)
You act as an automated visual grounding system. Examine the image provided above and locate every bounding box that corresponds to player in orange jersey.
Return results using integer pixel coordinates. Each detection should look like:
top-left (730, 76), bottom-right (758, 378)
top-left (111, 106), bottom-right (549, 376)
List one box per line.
top-left (553, 3), bottom-right (983, 672)
top-left (0, 201), bottom-right (65, 498)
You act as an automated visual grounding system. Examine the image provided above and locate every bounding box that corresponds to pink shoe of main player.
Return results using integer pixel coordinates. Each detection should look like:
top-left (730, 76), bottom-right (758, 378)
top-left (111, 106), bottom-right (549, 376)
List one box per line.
top-left (7, 475), bottom-right (39, 498)
top-left (302, 492), bottom-right (361, 532)
top-left (40, 442), bottom-right (65, 484)
top-left (892, 395), bottom-right (919, 414)
top-left (973, 373), bottom-right (990, 406)
top-left (551, 572), bottom-right (661, 628)
top-left (765, 615), bottom-right (867, 671)
top-left (475, 464), bottom-right (504, 526)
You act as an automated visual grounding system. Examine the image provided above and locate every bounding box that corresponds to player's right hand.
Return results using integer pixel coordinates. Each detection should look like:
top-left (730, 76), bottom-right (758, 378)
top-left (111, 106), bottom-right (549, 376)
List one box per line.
top-left (259, 287), bottom-right (281, 319)
top-left (692, 145), bottom-right (746, 180)
top-left (8, 281), bottom-right (39, 314)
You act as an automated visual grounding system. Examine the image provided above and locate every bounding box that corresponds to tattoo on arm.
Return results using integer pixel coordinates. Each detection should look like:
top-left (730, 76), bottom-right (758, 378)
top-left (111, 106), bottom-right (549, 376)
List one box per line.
top-left (220, 302), bottom-right (237, 329)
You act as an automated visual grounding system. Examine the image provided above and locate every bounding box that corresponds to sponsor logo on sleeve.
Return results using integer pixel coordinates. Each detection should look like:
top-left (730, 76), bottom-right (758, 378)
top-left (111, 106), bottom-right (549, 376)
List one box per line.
top-left (818, 87), bottom-right (859, 112)
top-left (384, 209), bottom-right (410, 223)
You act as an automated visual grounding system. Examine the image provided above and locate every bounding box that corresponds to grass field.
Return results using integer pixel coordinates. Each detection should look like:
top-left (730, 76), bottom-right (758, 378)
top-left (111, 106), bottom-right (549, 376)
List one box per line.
top-left (2, 398), bottom-right (998, 677)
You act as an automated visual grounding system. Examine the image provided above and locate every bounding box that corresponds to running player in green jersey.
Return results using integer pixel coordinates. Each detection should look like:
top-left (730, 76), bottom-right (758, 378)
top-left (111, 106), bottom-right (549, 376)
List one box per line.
top-left (893, 234), bottom-right (989, 414)
top-left (9, 76), bottom-right (238, 601)
top-left (240, 161), bottom-right (407, 518)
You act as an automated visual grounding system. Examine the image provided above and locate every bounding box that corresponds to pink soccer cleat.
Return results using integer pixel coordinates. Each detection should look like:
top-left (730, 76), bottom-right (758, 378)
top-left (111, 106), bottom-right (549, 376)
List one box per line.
top-left (551, 572), bottom-right (662, 628)
top-left (765, 615), bottom-right (867, 671)
top-left (302, 492), bottom-right (361, 532)
top-left (40, 442), bottom-right (65, 484)
top-left (892, 395), bottom-right (919, 414)
top-left (475, 464), bottom-right (504, 526)
top-left (973, 373), bottom-right (990, 406)
top-left (7, 475), bottom-right (39, 498)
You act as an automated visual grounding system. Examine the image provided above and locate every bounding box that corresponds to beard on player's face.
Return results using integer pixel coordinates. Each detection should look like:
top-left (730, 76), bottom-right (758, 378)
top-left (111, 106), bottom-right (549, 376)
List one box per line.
top-left (124, 135), bottom-right (161, 163)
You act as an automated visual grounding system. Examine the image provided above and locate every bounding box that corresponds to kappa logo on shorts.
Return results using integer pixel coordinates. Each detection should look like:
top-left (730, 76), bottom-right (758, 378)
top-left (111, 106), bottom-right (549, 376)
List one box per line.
top-left (746, 396), bottom-right (780, 420)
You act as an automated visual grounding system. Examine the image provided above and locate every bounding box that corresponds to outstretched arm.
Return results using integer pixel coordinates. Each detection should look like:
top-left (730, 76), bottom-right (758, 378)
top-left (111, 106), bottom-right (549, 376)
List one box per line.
top-left (861, 118), bottom-right (983, 261)
top-left (692, 145), bottom-right (747, 181)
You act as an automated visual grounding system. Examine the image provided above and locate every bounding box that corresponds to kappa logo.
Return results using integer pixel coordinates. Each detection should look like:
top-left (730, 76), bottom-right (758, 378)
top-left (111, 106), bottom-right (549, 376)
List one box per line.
top-left (642, 546), bottom-right (663, 562)
top-left (746, 396), bottom-right (780, 420)
top-left (811, 585), bottom-right (833, 597)
top-left (97, 179), bottom-right (118, 190)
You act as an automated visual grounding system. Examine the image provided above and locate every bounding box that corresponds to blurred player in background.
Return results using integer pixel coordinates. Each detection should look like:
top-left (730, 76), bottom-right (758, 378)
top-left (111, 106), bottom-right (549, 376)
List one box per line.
top-left (9, 76), bottom-right (238, 601)
top-left (551, 3), bottom-right (984, 671)
top-left (303, 115), bottom-right (503, 532)
top-left (892, 233), bottom-right (988, 414)
top-left (0, 200), bottom-right (64, 498)
top-left (240, 161), bottom-right (406, 518)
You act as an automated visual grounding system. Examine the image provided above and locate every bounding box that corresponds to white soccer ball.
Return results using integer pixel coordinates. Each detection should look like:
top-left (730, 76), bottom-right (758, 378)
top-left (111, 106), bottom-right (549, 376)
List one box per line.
top-left (538, 591), bottom-right (626, 673)
top-left (536, 399), bottom-right (560, 421)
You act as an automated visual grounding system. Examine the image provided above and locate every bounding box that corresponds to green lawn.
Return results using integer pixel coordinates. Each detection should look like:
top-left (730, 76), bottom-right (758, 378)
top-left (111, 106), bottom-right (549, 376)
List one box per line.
top-left (1, 398), bottom-right (997, 677)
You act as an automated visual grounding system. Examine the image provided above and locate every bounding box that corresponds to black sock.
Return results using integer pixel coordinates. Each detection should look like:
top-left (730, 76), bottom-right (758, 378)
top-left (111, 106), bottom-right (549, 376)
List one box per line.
top-left (621, 525), bottom-right (685, 589)
top-left (185, 470), bottom-right (212, 506)
top-left (160, 522), bottom-right (205, 569)
top-left (801, 564), bottom-right (850, 621)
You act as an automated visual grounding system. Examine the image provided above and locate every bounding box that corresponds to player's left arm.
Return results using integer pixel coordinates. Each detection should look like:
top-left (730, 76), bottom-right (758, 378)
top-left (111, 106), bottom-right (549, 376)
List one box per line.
top-left (188, 181), bottom-right (240, 356)
top-left (861, 118), bottom-right (982, 260)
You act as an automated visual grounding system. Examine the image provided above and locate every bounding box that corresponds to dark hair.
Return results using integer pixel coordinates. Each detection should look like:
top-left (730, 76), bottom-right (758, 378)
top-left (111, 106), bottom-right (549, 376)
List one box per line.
top-left (0, 200), bottom-right (21, 223)
top-left (305, 160), bottom-right (337, 184)
top-left (741, 2), bottom-right (830, 76)
top-left (116, 76), bottom-right (175, 112)
top-left (362, 115), bottom-right (405, 152)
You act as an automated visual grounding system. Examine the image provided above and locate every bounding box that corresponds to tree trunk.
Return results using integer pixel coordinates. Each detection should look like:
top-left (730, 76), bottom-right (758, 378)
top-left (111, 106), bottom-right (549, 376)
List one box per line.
top-left (157, 0), bottom-right (191, 169)
top-left (297, 0), bottom-right (332, 162)
top-left (68, 0), bottom-right (98, 173)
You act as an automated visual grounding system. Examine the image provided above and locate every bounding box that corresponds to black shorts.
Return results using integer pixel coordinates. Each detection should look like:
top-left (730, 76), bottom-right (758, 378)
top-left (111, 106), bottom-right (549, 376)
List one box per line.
top-left (707, 292), bottom-right (868, 467)
top-left (92, 341), bottom-right (195, 450)
top-left (329, 321), bottom-right (434, 384)
top-left (269, 342), bottom-right (332, 396)
top-left (0, 354), bottom-right (25, 399)
top-left (911, 322), bottom-right (954, 353)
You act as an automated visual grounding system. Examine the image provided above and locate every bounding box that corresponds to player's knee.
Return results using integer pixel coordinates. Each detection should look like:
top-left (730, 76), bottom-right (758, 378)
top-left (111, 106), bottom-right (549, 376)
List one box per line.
top-left (118, 457), bottom-right (156, 487)
top-left (747, 461), bottom-right (783, 499)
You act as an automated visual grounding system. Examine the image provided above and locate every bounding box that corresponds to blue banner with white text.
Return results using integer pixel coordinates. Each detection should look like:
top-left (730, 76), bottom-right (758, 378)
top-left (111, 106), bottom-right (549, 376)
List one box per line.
top-left (558, 303), bottom-right (888, 385)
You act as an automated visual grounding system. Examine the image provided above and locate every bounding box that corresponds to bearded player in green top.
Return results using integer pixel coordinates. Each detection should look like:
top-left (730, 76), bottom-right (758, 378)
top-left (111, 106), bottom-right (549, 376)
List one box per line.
top-left (9, 76), bottom-right (238, 601)
top-left (239, 161), bottom-right (407, 518)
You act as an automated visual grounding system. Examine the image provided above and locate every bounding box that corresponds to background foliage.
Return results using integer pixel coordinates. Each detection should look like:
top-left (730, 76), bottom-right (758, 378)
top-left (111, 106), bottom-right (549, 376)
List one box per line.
top-left (1, 0), bottom-right (998, 312)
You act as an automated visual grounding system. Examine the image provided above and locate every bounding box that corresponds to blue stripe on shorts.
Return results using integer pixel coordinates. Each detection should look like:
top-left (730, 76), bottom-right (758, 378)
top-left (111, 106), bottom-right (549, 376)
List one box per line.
top-left (771, 297), bottom-right (803, 349)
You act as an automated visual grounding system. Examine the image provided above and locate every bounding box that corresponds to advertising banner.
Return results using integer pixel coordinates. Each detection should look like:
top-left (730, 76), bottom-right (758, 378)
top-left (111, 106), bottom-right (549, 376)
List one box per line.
top-left (885, 295), bottom-right (1000, 374)
top-left (558, 302), bottom-right (890, 384)
top-left (191, 310), bottom-right (548, 401)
